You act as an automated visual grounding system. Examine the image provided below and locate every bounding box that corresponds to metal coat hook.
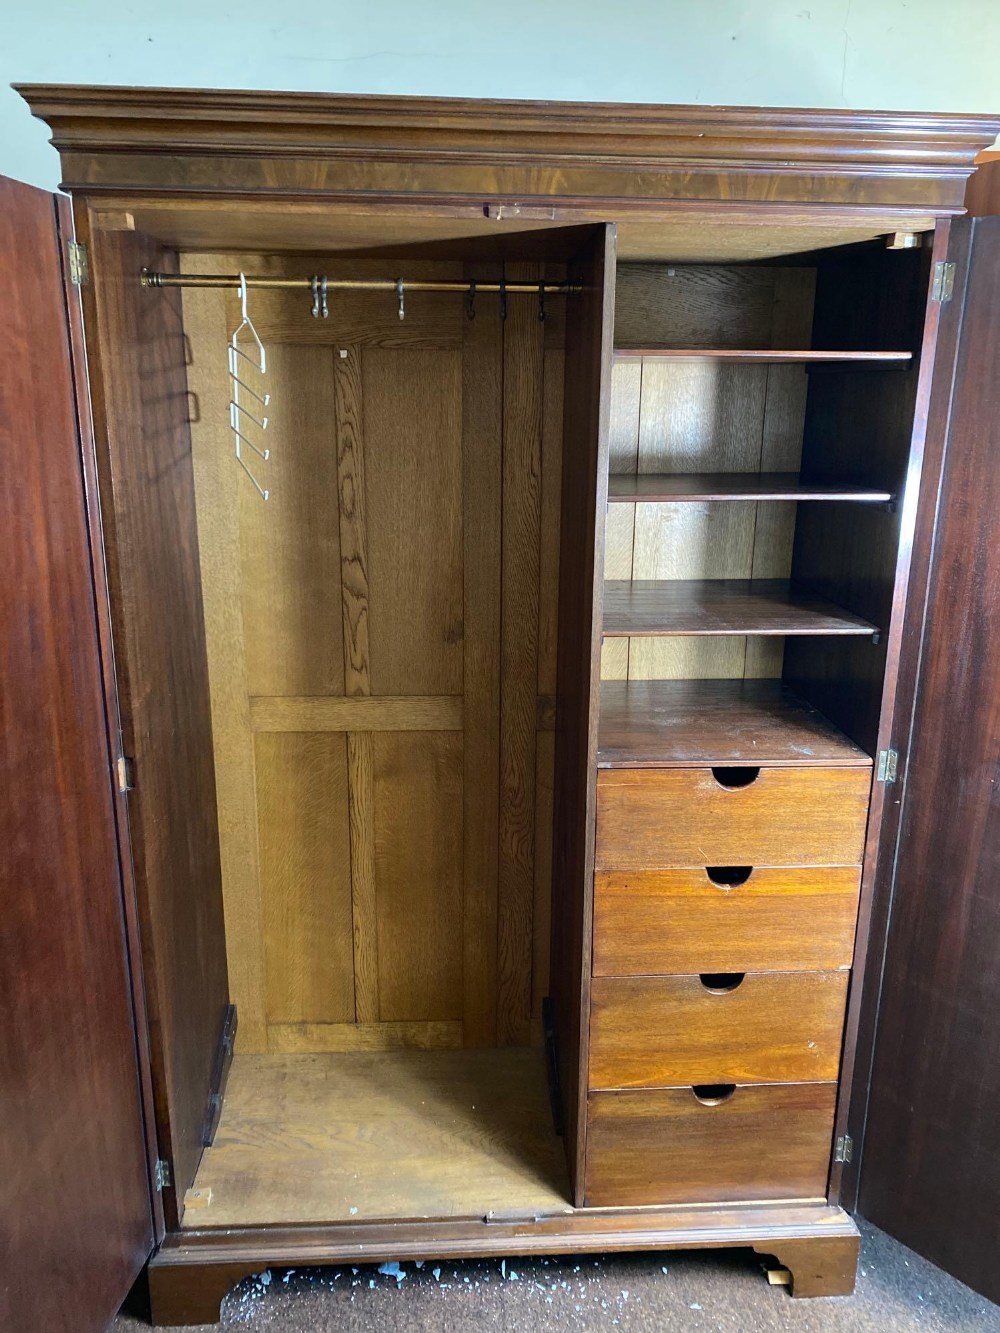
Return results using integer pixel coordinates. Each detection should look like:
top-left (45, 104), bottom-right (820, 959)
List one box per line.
top-left (538, 281), bottom-right (546, 322)
top-left (396, 278), bottom-right (405, 321)
top-left (466, 279), bottom-right (477, 321)
top-left (310, 274), bottom-right (329, 319)
top-left (228, 271), bottom-right (271, 500)
top-left (499, 275), bottom-right (508, 322)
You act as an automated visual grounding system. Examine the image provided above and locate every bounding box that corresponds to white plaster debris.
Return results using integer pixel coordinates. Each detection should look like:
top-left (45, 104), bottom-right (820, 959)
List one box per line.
top-left (378, 1261), bottom-right (406, 1284)
top-left (432, 1267), bottom-right (441, 1281)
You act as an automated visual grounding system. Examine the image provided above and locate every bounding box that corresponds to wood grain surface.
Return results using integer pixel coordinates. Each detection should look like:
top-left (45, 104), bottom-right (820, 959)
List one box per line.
top-left (589, 972), bottom-right (848, 1088)
top-left (859, 216), bottom-right (1000, 1304)
top-left (183, 1049), bottom-right (570, 1227)
top-left (586, 1082), bottom-right (837, 1206)
top-left (597, 678), bottom-right (871, 768)
top-left (0, 176), bottom-right (153, 1332)
top-left (602, 579), bottom-right (877, 637)
top-left (593, 866), bottom-right (861, 975)
top-left (596, 766), bottom-right (871, 869)
top-left (184, 254), bottom-right (565, 1053)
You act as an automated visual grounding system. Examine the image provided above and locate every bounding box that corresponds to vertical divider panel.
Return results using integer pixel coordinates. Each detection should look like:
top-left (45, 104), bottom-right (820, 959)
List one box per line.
top-left (551, 225), bottom-right (617, 1203)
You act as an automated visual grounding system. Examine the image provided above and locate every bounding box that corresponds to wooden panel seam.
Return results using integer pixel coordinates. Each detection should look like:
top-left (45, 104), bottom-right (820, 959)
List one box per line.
top-left (250, 695), bottom-right (463, 731)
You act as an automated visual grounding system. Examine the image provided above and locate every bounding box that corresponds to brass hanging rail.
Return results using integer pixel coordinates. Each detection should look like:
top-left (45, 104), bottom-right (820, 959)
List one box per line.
top-left (140, 270), bottom-right (579, 295)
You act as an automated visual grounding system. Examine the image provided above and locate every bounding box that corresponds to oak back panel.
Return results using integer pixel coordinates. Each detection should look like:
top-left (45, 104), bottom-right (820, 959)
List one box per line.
top-left (183, 252), bottom-right (568, 1053)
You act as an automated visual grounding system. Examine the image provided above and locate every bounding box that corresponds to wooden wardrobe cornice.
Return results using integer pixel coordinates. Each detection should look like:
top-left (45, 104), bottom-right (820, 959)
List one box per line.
top-left (17, 85), bottom-right (1000, 217)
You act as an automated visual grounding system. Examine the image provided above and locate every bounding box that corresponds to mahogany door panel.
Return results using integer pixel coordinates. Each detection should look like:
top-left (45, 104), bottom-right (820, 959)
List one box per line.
top-left (0, 176), bottom-right (153, 1333)
top-left (858, 216), bottom-right (1000, 1305)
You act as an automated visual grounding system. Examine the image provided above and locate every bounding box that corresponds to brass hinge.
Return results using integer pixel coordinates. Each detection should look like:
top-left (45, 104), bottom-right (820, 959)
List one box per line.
top-left (931, 260), bottom-right (955, 303)
top-left (68, 241), bottom-right (89, 287)
top-left (876, 748), bottom-right (898, 784)
top-left (116, 754), bottom-right (135, 794)
top-left (154, 1159), bottom-right (172, 1191)
top-left (834, 1135), bottom-right (854, 1164)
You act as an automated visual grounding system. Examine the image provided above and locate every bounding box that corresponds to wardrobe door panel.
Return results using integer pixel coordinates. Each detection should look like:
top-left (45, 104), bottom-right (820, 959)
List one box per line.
top-left (0, 177), bottom-right (153, 1332)
top-left (80, 217), bottom-right (230, 1223)
top-left (859, 216), bottom-right (1000, 1305)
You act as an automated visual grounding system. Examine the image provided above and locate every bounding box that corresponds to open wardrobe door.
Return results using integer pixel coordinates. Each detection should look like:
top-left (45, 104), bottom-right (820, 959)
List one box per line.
top-left (854, 206), bottom-right (1000, 1303)
top-left (0, 176), bottom-right (154, 1330)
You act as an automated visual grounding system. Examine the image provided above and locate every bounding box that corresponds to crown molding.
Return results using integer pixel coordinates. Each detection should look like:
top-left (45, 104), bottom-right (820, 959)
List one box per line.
top-left (16, 85), bottom-right (1000, 214)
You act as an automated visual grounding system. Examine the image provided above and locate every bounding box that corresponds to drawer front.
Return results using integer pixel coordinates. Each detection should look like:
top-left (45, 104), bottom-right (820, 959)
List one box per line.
top-left (589, 971), bottom-right (848, 1089)
top-left (585, 1083), bottom-right (837, 1207)
top-left (595, 766), bottom-right (870, 870)
top-left (593, 866), bottom-right (861, 975)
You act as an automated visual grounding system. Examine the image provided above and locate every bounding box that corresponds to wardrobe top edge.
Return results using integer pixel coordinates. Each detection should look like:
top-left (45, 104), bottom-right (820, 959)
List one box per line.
top-left (14, 83), bottom-right (1000, 150)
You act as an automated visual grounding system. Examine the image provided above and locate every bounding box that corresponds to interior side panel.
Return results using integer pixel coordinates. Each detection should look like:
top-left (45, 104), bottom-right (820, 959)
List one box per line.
top-left (81, 221), bottom-right (230, 1222)
top-left (784, 246), bottom-right (932, 756)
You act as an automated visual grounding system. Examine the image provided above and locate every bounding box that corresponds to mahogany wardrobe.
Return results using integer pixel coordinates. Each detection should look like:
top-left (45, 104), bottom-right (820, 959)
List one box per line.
top-left (2, 86), bottom-right (998, 1330)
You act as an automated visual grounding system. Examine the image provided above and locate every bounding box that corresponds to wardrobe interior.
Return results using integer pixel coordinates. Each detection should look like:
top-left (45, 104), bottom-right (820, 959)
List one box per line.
top-left (85, 210), bottom-right (931, 1228)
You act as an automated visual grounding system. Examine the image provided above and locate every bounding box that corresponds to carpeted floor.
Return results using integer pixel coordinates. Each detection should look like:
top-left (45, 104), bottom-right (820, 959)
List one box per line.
top-left (116, 1221), bottom-right (999, 1331)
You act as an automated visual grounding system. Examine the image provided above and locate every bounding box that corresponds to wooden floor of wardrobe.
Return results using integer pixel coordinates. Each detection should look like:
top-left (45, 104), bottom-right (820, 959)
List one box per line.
top-left (182, 1048), bottom-right (571, 1227)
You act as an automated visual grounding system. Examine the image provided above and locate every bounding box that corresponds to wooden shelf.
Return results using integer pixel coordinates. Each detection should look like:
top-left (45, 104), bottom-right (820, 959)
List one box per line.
top-left (608, 472), bottom-right (893, 504)
top-left (613, 348), bottom-right (913, 364)
top-left (597, 678), bottom-right (871, 768)
top-left (602, 579), bottom-right (877, 638)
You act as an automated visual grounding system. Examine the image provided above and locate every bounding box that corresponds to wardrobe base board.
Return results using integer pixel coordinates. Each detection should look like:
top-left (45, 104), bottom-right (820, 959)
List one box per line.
top-left (182, 1048), bottom-right (570, 1229)
top-left (151, 1201), bottom-right (859, 1324)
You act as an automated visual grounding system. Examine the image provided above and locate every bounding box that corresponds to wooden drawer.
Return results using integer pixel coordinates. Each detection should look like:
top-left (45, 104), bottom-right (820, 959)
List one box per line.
top-left (585, 1082), bottom-right (837, 1207)
top-left (589, 971), bottom-right (848, 1089)
top-left (593, 866), bottom-right (861, 975)
top-left (595, 766), bottom-right (870, 870)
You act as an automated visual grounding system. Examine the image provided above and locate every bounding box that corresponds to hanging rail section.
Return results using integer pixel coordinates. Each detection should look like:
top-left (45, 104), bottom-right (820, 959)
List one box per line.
top-left (141, 269), bottom-right (579, 321)
top-left (140, 271), bottom-right (580, 294)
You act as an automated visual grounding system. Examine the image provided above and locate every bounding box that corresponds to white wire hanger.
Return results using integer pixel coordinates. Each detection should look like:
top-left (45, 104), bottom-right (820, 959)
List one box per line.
top-left (227, 272), bottom-right (271, 500)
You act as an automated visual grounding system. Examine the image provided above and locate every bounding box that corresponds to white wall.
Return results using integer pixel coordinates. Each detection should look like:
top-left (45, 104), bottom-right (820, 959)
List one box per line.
top-left (3, 0), bottom-right (999, 192)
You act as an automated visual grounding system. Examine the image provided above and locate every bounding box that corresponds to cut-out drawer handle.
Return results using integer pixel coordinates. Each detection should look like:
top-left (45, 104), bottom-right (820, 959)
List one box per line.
top-left (705, 865), bottom-right (753, 887)
top-left (710, 766), bottom-right (761, 789)
top-left (699, 972), bottom-right (745, 993)
top-left (692, 1084), bottom-right (736, 1106)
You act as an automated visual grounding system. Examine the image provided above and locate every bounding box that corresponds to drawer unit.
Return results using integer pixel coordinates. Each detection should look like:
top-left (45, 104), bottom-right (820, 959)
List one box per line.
top-left (595, 766), bottom-right (870, 870)
top-left (585, 1082), bottom-right (838, 1207)
top-left (593, 865), bottom-right (862, 975)
top-left (589, 971), bottom-right (849, 1089)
